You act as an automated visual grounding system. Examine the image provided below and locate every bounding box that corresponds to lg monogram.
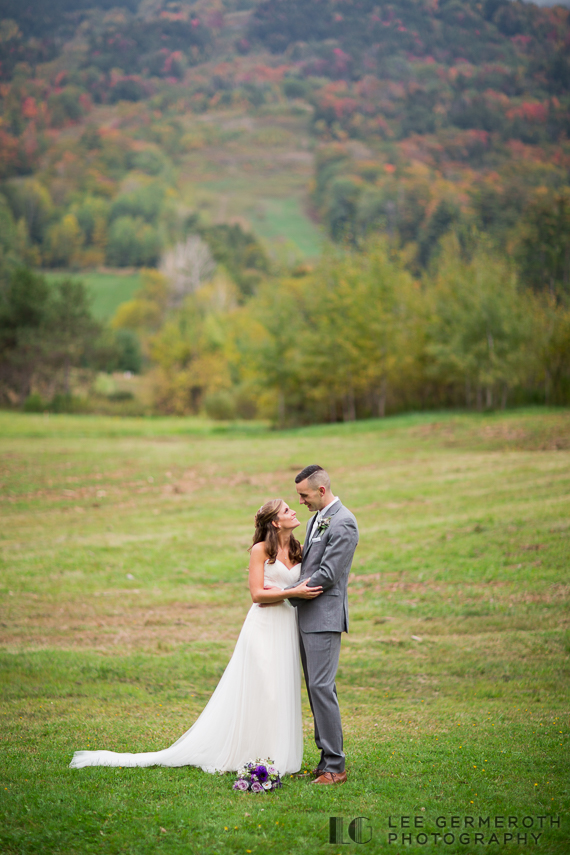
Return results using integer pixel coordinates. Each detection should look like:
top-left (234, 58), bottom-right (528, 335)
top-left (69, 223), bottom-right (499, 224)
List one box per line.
top-left (329, 816), bottom-right (373, 844)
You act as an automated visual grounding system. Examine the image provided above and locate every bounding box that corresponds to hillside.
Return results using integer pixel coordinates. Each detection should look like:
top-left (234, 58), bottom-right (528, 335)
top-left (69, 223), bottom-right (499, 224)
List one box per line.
top-left (1, 0), bottom-right (568, 264)
top-left (0, 0), bottom-right (569, 421)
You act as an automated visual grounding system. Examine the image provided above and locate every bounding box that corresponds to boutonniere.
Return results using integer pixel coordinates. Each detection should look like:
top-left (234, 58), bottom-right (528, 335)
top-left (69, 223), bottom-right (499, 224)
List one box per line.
top-left (316, 516), bottom-right (332, 536)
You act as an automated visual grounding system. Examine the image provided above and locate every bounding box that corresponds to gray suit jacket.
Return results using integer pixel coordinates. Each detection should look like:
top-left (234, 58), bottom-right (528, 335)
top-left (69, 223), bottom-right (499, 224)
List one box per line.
top-left (290, 500), bottom-right (358, 633)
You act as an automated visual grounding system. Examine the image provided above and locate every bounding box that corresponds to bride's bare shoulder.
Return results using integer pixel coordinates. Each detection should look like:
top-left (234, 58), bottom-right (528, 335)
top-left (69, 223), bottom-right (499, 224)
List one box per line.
top-left (250, 542), bottom-right (269, 561)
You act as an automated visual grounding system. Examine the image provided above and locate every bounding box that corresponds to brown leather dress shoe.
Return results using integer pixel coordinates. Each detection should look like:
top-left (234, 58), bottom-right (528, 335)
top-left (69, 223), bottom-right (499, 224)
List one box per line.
top-left (311, 771), bottom-right (347, 785)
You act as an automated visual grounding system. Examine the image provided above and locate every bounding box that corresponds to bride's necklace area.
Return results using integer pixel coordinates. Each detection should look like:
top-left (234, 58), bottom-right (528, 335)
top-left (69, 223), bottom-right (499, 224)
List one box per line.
top-left (276, 546), bottom-right (296, 570)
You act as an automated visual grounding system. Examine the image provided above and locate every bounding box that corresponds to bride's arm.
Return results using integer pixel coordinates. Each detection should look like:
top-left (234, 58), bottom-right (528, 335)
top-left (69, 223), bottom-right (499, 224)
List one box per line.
top-left (248, 543), bottom-right (322, 604)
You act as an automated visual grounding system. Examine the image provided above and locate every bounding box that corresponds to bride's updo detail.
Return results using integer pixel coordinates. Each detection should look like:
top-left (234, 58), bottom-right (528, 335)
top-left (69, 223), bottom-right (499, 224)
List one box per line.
top-left (251, 499), bottom-right (303, 565)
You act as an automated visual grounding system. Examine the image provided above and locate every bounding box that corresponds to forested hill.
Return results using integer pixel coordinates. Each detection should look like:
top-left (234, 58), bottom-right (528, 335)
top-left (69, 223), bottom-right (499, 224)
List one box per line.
top-left (2, 0), bottom-right (567, 270)
top-left (249, 0), bottom-right (569, 73)
top-left (1, 0), bottom-right (568, 267)
top-left (0, 0), bottom-right (569, 420)
top-left (0, 0), bottom-right (137, 38)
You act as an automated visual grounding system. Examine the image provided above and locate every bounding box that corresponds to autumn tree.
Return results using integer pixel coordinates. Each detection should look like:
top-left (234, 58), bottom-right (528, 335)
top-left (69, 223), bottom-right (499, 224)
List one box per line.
top-left (149, 273), bottom-right (238, 415)
top-left (426, 236), bottom-right (534, 410)
top-left (517, 191), bottom-right (570, 297)
top-left (0, 268), bottom-right (99, 405)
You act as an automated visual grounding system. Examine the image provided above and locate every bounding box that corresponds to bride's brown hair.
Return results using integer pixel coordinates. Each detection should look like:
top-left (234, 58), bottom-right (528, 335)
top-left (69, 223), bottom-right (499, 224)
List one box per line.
top-left (250, 499), bottom-right (303, 565)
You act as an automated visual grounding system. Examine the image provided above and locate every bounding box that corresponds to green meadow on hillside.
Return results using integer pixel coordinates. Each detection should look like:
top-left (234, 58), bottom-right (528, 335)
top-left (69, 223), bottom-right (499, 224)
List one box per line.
top-left (42, 270), bottom-right (143, 321)
top-left (246, 197), bottom-right (322, 259)
top-left (37, 106), bottom-right (323, 323)
top-left (1, 408), bottom-right (569, 854)
top-left (180, 108), bottom-right (323, 260)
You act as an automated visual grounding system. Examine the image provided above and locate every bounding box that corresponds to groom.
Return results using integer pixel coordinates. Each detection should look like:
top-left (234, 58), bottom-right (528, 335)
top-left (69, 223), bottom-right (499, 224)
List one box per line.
top-left (290, 464), bottom-right (358, 785)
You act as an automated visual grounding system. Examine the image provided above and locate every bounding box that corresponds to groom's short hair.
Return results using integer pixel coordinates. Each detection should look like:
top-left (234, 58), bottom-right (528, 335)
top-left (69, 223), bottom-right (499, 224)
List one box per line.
top-left (295, 464), bottom-right (330, 490)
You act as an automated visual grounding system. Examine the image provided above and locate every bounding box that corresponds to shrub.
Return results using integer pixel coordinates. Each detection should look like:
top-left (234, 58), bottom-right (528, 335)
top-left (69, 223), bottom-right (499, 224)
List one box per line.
top-left (283, 78), bottom-right (309, 99)
top-left (23, 392), bottom-right (47, 412)
top-left (203, 389), bottom-right (236, 420)
top-left (48, 86), bottom-right (85, 127)
top-left (108, 77), bottom-right (148, 103)
top-left (107, 389), bottom-right (134, 401)
top-left (106, 216), bottom-right (161, 267)
top-left (114, 329), bottom-right (142, 373)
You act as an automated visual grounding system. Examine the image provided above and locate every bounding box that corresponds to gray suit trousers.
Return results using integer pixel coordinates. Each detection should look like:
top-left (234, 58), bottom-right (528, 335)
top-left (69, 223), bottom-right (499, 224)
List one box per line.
top-left (299, 629), bottom-right (344, 773)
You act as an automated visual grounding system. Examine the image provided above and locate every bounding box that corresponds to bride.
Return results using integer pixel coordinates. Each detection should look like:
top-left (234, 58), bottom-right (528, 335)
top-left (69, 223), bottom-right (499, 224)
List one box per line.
top-left (69, 499), bottom-right (322, 775)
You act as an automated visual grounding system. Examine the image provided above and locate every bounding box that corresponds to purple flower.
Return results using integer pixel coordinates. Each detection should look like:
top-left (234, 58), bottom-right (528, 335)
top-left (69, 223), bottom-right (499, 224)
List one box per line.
top-left (253, 765), bottom-right (269, 783)
top-left (233, 779), bottom-right (249, 791)
top-left (250, 782), bottom-right (263, 793)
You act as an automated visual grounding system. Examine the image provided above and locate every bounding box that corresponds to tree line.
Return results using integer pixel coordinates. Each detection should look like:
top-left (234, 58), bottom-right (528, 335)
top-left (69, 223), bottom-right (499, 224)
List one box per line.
top-left (1, 230), bottom-right (569, 421)
top-left (107, 235), bottom-right (570, 423)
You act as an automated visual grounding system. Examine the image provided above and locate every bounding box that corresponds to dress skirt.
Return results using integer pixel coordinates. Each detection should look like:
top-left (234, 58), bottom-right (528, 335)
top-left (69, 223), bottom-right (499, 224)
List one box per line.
top-left (69, 599), bottom-right (303, 775)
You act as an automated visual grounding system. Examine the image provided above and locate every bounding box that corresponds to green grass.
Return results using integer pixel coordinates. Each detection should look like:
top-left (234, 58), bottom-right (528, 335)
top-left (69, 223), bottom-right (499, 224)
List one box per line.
top-left (1, 408), bottom-right (569, 854)
top-left (246, 197), bottom-right (322, 259)
top-left (42, 271), bottom-right (142, 320)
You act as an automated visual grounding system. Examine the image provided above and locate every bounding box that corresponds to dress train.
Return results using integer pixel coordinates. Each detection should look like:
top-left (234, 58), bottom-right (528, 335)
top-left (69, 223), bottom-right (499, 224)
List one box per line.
top-left (69, 560), bottom-right (303, 775)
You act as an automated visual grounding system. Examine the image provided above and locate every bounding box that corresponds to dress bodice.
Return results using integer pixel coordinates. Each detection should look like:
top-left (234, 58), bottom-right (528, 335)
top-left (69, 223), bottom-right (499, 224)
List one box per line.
top-left (263, 559), bottom-right (301, 590)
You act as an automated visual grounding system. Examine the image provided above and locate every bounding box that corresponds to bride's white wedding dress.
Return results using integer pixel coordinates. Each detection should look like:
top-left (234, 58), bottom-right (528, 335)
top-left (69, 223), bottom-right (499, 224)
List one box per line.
top-left (69, 560), bottom-right (303, 775)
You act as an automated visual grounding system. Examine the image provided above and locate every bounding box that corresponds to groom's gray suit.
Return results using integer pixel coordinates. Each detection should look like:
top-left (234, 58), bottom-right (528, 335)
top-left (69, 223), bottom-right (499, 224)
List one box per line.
top-left (289, 500), bottom-right (358, 774)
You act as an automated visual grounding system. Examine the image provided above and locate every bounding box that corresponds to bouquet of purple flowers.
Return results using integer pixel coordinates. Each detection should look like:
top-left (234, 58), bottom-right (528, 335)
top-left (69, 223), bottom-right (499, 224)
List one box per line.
top-left (233, 759), bottom-right (282, 793)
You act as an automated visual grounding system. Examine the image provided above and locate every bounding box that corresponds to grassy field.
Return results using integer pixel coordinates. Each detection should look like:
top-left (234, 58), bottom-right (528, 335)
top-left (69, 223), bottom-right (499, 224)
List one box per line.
top-left (42, 271), bottom-right (142, 321)
top-left (0, 408), bottom-right (569, 854)
top-left (245, 196), bottom-right (322, 259)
